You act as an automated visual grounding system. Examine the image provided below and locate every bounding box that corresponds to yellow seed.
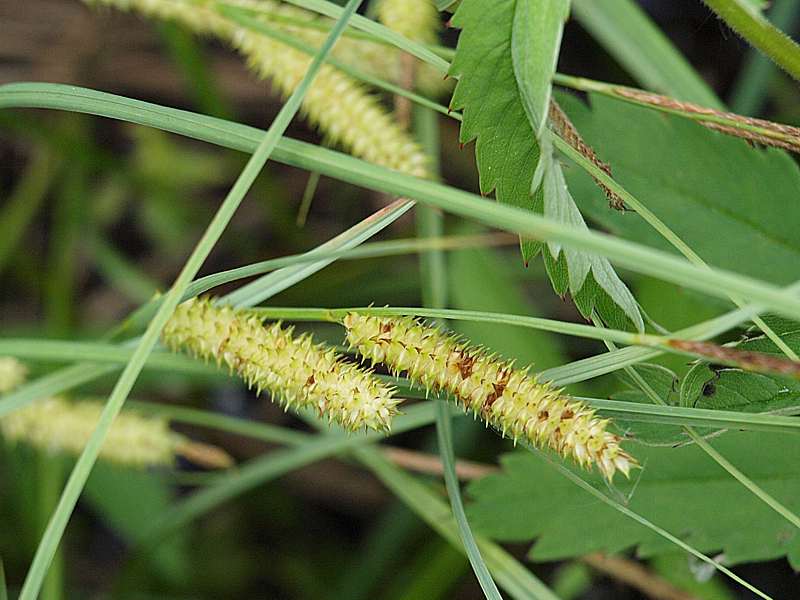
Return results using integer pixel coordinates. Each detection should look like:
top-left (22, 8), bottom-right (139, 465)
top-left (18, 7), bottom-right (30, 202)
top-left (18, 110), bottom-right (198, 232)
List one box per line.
top-left (0, 356), bottom-right (27, 394)
top-left (163, 298), bottom-right (400, 432)
top-left (87, 0), bottom-right (430, 176)
top-left (0, 397), bottom-right (221, 468)
top-left (343, 314), bottom-right (636, 479)
top-left (377, 0), bottom-right (440, 45)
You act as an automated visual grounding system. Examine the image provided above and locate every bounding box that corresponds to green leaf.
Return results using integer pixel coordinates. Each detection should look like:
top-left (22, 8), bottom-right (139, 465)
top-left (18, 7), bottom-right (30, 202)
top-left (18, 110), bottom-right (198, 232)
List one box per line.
top-left (467, 432), bottom-right (800, 568)
top-left (680, 315), bottom-right (800, 413)
top-left (449, 0), bottom-right (642, 329)
top-left (611, 364), bottom-right (686, 446)
top-left (511, 0), bottom-right (570, 135)
top-left (561, 92), bottom-right (800, 286)
top-left (542, 160), bottom-right (643, 330)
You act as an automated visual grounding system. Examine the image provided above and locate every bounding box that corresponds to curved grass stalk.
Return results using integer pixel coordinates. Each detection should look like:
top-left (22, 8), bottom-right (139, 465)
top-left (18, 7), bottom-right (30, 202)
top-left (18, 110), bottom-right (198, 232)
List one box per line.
top-left (218, 5), bottom-right (452, 116)
top-left (524, 441), bottom-right (773, 600)
top-left (220, 0), bottom-right (448, 96)
top-left (265, 0), bottom-right (449, 71)
top-left (128, 402), bottom-right (558, 599)
top-left (703, 0), bottom-right (800, 82)
top-left (553, 136), bottom-right (800, 362)
top-left (134, 402), bottom-right (437, 544)
top-left (0, 199), bottom-right (415, 419)
top-left (15, 4), bottom-right (363, 598)
top-left (553, 74), bottom-right (800, 155)
top-left (251, 305), bottom-right (800, 378)
top-left (8, 85), bottom-right (800, 319)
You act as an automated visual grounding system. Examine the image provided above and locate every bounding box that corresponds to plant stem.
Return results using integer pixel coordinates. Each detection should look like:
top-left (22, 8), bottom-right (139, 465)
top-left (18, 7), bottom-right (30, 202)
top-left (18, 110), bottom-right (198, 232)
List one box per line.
top-left (729, 0), bottom-right (800, 114)
top-left (703, 0), bottom-right (800, 82)
top-left (415, 102), bottom-right (502, 599)
top-left (554, 136), bottom-right (800, 361)
top-left (594, 320), bottom-right (800, 534)
top-left (15, 2), bottom-right (364, 597)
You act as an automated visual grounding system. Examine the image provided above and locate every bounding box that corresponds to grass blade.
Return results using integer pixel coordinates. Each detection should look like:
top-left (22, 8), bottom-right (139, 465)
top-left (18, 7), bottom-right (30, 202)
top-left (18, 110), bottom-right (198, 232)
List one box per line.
top-left (703, 0), bottom-right (800, 82)
top-left (415, 101), bottom-right (501, 598)
top-left (15, 3), bottom-right (364, 596)
top-left (7, 85), bottom-right (800, 319)
top-left (354, 447), bottom-right (560, 600)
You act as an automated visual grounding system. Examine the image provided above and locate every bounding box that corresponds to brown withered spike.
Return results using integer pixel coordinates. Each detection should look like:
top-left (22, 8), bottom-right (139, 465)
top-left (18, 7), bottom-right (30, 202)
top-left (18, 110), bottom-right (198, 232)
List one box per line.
top-left (668, 339), bottom-right (800, 378)
top-left (548, 100), bottom-right (626, 211)
top-left (615, 87), bottom-right (800, 155)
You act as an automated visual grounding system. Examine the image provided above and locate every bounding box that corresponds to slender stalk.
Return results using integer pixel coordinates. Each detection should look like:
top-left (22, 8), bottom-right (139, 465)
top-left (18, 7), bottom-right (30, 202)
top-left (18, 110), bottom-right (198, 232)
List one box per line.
top-left (730, 0), bottom-right (800, 114)
top-left (37, 455), bottom-right (64, 600)
top-left (0, 148), bottom-right (58, 277)
top-left (249, 305), bottom-right (800, 377)
top-left (527, 444), bottom-right (772, 600)
top-left (9, 85), bottom-right (800, 319)
top-left (218, 5), bottom-right (453, 118)
top-left (414, 102), bottom-right (501, 598)
top-left (553, 75), bottom-right (800, 154)
top-left (16, 3), bottom-right (363, 597)
top-left (703, 0), bottom-right (800, 82)
top-left (594, 319), bottom-right (800, 535)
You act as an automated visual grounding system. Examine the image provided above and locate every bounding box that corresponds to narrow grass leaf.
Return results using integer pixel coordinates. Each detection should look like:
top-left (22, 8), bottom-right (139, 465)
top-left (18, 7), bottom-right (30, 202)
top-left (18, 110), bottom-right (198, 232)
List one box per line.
top-left (15, 3), bottom-right (363, 597)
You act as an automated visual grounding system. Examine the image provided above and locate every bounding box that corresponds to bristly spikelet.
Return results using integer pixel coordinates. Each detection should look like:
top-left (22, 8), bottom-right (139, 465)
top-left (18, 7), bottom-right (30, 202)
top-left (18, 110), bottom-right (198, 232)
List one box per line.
top-left (343, 314), bottom-right (636, 479)
top-left (0, 357), bottom-right (28, 394)
top-left (0, 397), bottom-right (231, 469)
top-left (377, 0), bottom-right (440, 45)
top-left (163, 298), bottom-right (400, 432)
top-left (87, 0), bottom-right (429, 178)
top-left (224, 0), bottom-right (449, 96)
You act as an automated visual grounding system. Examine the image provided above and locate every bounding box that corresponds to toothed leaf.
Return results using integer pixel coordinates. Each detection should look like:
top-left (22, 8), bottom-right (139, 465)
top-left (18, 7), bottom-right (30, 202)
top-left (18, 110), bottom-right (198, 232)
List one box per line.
top-left (467, 432), bottom-right (800, 568)
top-left (449, 0), bottom-right (642, 330)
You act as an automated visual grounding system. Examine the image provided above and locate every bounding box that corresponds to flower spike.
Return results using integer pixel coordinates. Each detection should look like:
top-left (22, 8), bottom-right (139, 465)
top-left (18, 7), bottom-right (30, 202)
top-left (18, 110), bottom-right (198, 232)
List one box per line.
top-left (164, 298), bottom-right (400, 432)
top-left (342, 313), bottom-right (636, 479)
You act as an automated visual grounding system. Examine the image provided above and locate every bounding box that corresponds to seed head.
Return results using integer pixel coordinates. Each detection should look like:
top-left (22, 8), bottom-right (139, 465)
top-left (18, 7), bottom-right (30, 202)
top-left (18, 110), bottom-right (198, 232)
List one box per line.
top-left (377, 0), bottom-right (440, 45)
top-left (343, 313), bottom-right (636, 479)
top-left (0, 356), bottom-right (28, 394)
top-left (0, 397), bottom-right (229, 469)
top-left (163, 298), bottom-right (400, 432)
top-left (87, 0), bottom-right (429, 177)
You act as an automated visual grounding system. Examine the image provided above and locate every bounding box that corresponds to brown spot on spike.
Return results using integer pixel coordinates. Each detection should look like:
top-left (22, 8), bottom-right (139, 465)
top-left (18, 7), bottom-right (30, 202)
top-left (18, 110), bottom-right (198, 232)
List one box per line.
top-left (538, 410), bottom-right (549, 421)
top-left (482, 369), bottom-right (510, 414)
top-left (456, 351), bottom-right (476, 379)
top-left (562, 409), bottom-right (574, 420)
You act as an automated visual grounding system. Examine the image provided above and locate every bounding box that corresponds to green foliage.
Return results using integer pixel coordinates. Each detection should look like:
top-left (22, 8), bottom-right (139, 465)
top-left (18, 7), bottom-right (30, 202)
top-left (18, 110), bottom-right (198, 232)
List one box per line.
top-left (448, 0), bottom-right (642, 330)
top-left (562, 92), bottom-right (800, 286)
top-left (6, 0), bottom-right (800, 596)
top-left (681, 315), bottom-right (800, 413)
top-left (467, 432), bottom-right (800, 568)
